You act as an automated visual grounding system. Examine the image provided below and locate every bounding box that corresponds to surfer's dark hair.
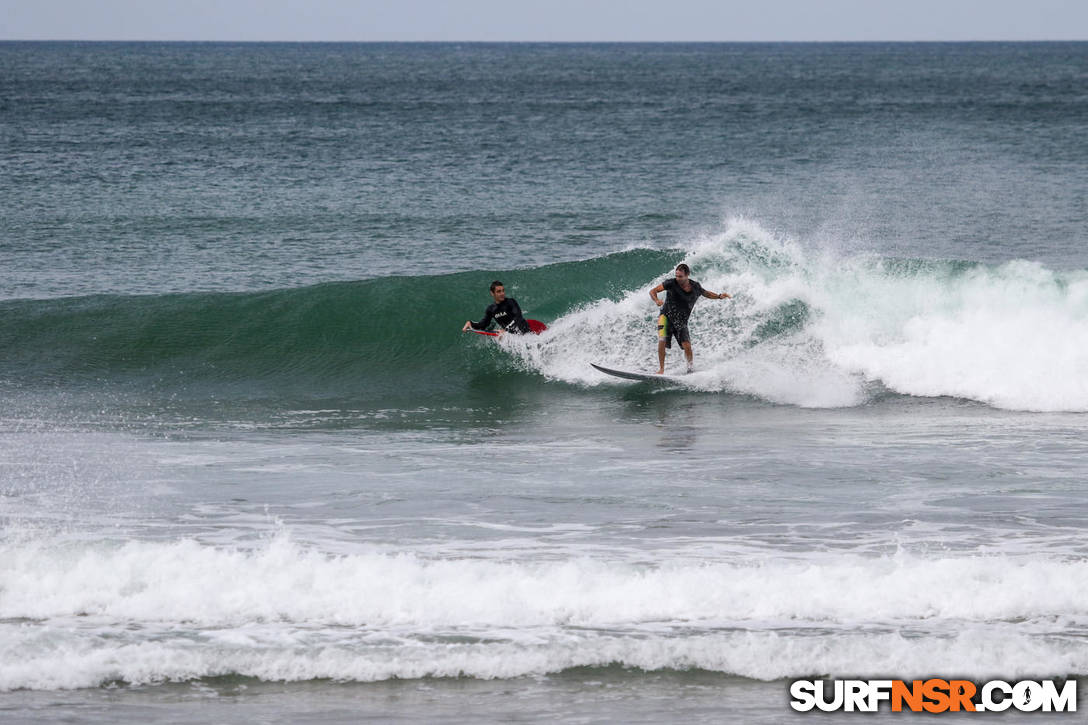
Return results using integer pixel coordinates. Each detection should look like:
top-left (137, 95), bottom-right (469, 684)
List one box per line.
top-left (490, 280), bottom-right (504, 292)
top-left (675, 264), bottom-right (691, 275)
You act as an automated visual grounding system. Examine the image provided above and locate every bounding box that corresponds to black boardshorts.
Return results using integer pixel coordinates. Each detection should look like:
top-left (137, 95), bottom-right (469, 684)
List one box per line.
top-left (657, 313), bottom-right (690, 349)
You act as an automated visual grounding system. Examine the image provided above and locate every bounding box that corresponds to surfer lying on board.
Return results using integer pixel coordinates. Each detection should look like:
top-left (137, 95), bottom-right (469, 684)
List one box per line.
top-left (649, 263), bottom-right (730, 374)
top-left (462, 280), bottom-right (532, 335)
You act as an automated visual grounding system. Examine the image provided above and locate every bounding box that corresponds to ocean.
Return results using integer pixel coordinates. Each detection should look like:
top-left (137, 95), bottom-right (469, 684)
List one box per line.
top-left (2, 41), bottom-right (1087, 722)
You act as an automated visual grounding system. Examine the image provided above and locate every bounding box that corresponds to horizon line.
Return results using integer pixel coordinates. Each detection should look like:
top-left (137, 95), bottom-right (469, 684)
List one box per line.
top-left (3, 38), bottom-right (1086, 44)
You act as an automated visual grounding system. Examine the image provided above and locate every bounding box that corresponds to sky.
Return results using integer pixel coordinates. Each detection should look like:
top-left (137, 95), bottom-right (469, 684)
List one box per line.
top-left (1, 0), bottom-right (1086, 42)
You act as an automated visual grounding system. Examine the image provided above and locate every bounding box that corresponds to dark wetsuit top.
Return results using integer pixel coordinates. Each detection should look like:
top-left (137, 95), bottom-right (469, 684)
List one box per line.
top-left (661, 278), bottom-right (705, 326)
top-left (471, 298), bottom-right (531, 334)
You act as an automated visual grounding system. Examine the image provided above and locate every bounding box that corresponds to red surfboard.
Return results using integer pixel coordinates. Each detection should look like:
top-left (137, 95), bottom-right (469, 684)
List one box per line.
top-left (470, 319), bottom-right (547, 337)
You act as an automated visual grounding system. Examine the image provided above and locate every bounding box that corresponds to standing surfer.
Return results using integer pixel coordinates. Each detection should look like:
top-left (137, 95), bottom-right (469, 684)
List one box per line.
top-left (649, 264), bottom-right (730, 374)
top-left (463, 280), bottom-right (532, 335)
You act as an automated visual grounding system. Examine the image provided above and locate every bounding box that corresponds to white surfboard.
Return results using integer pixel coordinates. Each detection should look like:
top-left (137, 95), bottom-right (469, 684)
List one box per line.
top-left (590, 363), bottom-right (687, 384)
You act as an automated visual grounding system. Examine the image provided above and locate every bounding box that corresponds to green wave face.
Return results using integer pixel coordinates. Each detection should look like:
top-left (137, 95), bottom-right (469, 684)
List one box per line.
top-left (0, 249), bottom-right (678, 404)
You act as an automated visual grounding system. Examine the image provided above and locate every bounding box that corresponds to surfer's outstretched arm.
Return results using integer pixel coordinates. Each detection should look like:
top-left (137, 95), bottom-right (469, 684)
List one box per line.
top-left (463, 306), bottom-right (496, 332)
top-left (702, 289), bottom-right (731, 300)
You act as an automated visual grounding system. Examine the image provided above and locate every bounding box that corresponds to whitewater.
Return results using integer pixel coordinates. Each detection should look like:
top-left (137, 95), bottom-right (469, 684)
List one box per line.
top-left (5, 529), bottom-right (1088, 691)
top-left (495, 220), bottom-right (1088, 411)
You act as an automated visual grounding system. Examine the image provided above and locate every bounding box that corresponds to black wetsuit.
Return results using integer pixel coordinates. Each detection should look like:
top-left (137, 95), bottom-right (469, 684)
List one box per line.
top-left (658, 277), bottom-right (704, 347)
top-left (471, 298), bottom-right (531, 334)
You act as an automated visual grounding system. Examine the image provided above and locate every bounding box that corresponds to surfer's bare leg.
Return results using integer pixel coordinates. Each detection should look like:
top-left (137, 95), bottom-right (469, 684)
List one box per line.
top-left (682, 342), bottom-right (693, 371)
top-left (657, 339), bottom-right (667, 374)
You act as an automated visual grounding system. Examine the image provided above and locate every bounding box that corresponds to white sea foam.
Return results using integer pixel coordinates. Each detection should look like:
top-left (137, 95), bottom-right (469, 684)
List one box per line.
top-left (2, 628), bottom-right (1084, 691)
top-left (5, 536), bottom-right (1087, 626)
top-left (511, 219), bottom-right (1088, 411)
top-left (1, 535), bottom-right (1086, 689)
